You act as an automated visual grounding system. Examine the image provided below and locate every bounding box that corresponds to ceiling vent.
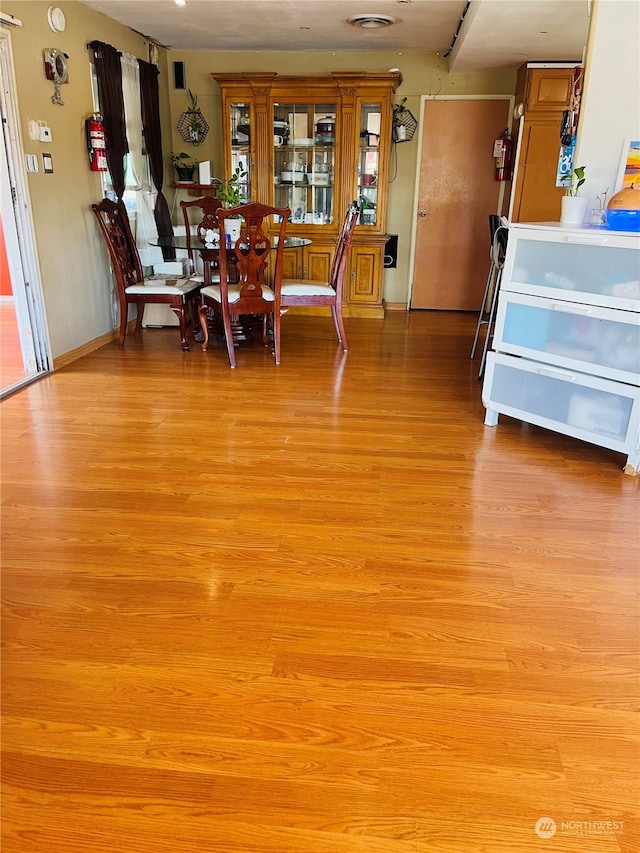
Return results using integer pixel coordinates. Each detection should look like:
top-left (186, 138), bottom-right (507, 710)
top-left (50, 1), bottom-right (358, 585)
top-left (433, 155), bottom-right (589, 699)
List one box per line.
top-left (346, 14), bottom-right (398, 29)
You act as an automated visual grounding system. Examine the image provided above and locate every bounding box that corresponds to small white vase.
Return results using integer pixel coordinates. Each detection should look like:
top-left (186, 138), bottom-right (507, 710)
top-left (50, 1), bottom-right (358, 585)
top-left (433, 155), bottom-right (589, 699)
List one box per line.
top-left (560, 195), bottom-right (591, 225)
top-left (223, 218), bottom-right (242, 247)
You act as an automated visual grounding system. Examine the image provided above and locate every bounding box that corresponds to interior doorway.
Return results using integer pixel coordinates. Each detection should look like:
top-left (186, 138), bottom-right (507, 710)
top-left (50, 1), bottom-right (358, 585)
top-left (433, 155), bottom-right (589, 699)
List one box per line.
top-left (0, 27), bottom-right (51, 398)
top-left (409, 96), bottom-right (512, 311)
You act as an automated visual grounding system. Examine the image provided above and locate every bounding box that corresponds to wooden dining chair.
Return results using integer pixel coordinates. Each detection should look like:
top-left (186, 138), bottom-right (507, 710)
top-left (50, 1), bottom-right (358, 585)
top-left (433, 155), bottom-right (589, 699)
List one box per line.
top-left (199, 202), bottom-right (291, 368)
top-left (92, 198), bottom-right (201, 351)
top-left (179, 196), bottom-right (223, 284)
top-left (280, 200), bottom-right (360, 351)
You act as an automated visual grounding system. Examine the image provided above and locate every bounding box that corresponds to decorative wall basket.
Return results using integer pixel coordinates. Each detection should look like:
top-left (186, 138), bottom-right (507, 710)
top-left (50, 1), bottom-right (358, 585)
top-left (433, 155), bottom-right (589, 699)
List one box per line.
top-left (177, 109), bottom-right (209, 145)
top-left (177, 90), bottom-right (209, 146)
top-left (392, 99), bottom-right (418, 143)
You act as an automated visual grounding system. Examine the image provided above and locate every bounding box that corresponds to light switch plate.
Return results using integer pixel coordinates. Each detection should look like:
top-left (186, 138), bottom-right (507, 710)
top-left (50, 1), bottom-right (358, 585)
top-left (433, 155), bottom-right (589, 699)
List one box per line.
top-left (42, 153), bottom-right (53, 173)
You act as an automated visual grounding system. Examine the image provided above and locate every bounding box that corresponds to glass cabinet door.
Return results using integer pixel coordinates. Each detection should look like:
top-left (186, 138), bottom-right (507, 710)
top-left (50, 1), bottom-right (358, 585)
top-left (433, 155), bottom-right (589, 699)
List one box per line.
top-left (272, 102), bottom-right (337, 225)
top-left (229, 102), bottom-right (252, 202)
top-left (358, 102), bottom-right (382, 226)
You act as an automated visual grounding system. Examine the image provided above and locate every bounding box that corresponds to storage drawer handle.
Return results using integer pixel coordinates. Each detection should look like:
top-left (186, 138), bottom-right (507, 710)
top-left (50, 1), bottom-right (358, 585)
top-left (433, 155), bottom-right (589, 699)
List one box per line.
top-left (551, 303), bottom-right (593, 316)
top-left (564, 236), bottom-right (609, 246)
top-left (536, 366), bottom-right (577, 382)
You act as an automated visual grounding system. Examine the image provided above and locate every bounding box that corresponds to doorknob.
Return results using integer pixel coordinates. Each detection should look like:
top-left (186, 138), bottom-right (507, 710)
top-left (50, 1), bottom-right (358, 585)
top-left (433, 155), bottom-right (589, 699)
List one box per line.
top-left (419, 209), bottom-right (428, 217)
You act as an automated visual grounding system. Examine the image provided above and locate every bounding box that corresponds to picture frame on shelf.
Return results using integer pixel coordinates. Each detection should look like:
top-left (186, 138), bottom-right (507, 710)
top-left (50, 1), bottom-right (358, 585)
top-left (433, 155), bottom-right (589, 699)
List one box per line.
top-left (614, 139), bottom-right (640, 192)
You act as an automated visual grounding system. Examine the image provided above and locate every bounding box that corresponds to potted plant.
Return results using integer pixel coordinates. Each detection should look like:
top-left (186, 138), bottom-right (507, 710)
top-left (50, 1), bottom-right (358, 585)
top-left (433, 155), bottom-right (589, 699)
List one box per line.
top-left (216, 162), bottom-right (247, 208)
top-left (217, 162), bottom-right (247, 244)
top-left (392, 97), bottom-right (416, 143)
top-left (175, 90), bottom-right (210, 146)
top-left (170, 151), bottom-right (196, 183)
top-left (560, 165), bottom-right (590, 224)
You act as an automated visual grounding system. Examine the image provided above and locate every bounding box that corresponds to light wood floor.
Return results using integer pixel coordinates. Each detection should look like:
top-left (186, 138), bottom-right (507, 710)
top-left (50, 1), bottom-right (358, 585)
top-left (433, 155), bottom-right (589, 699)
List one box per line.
top-left (0, 301), bottom-right (31, 390)
top-left (1, 312), bottom-right (638, 852)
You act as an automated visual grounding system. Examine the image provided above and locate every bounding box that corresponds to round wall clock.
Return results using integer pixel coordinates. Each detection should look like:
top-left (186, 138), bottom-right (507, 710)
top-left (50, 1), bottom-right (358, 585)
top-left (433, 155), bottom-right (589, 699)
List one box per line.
top-left (47, 6), bottom-right (66, 33)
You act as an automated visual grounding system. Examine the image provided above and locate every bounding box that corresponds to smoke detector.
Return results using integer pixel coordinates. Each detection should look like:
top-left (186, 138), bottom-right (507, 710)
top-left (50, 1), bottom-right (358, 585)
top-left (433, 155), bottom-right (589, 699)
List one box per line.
top-left (347, 14), bottom-right (399, 29)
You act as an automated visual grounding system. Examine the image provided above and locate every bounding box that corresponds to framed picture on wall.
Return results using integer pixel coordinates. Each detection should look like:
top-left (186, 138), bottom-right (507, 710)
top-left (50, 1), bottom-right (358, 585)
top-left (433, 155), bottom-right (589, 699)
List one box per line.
top-left (615, 139), bottom-right (640, 191)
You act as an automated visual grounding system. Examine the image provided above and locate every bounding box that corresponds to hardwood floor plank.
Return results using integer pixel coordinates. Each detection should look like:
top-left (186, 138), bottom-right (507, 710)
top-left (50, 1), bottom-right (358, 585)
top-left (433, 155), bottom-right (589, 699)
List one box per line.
top-left (1, 313), bottom-right (637, 852)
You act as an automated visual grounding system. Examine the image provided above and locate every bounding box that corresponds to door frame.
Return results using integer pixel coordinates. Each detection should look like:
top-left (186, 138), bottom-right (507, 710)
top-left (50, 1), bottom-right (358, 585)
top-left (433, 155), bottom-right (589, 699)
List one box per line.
top-left (0, 26), bottom-right (52, 398)
top-left (406, 94), bottom-right (514, 308)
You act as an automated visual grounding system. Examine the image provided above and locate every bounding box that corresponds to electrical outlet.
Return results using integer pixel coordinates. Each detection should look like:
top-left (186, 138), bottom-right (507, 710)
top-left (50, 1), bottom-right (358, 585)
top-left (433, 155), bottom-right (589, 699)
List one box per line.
top-left (25, 153), bottom-right (39, 173)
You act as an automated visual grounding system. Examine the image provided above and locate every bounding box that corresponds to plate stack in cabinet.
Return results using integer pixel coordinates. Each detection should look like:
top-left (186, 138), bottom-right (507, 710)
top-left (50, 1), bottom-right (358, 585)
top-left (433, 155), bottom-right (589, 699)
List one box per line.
top-left (482, 222), bottom-right (640, 475)
top-left (212, 72), bottom-right (401, 318)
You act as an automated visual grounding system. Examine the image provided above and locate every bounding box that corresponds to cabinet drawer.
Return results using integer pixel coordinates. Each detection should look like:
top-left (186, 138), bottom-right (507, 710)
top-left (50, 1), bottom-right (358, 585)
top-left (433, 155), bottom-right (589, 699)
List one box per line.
top-left (483, 352), bottom-right (640, 454)
top-left (503, 228), bottom-right (640, 312)
top-left (493, 292), bottom-right (640, 384)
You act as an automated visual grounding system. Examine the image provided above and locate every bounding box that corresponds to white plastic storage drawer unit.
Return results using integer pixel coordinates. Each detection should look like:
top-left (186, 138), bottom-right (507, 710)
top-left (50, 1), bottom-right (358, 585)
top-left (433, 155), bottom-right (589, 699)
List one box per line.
top-left (482, 222), bottom-right (640, 474)
top-left (502, 223), bottom-right (640, 313)
top-left (484, 352), bottom-right (640, 456)
top-left (493, 292), bottom-right (640, 385)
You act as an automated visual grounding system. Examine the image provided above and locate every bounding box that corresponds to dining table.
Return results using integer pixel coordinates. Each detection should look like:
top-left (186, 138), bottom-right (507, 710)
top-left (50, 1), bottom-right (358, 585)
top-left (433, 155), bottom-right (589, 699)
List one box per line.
top-left (151, 234), bottom-right (312, 287)
top-left (148, 234), bottom-right (312, 346)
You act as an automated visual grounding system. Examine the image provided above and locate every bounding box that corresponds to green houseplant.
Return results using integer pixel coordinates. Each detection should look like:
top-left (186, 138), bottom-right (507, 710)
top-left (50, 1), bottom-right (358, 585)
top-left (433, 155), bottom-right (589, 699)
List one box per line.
top-left (565, 165), bottom-right (586, 197)
top-left (560, 165), bottom-right (590, 224)
top-left (216, 162), bottom-right (247, 208)
top-left (170, 152), bottom-right (196, 182)
top-left (217, 162), bottom-right (248, 246)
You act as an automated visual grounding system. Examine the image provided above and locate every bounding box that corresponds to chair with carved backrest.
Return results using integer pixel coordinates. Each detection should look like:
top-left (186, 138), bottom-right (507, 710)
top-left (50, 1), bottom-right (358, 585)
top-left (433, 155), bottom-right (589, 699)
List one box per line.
top-left (280, 200), bottom-right (359, 351)
top-left (199, 202), bottom-right (290, 368)
top-left (92, 197), bottom-right (201, 351)
top-left (179, 196), bottom-right (223, 284)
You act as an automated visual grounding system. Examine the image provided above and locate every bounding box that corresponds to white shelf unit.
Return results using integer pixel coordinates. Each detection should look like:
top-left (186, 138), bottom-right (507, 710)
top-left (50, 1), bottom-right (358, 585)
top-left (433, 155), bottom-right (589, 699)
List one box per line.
top-left (482, 222), bottom-right (640, 475)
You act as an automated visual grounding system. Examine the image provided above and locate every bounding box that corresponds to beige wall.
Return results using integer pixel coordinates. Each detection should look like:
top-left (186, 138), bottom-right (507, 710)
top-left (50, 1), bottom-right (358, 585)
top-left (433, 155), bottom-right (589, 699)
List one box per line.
top-left (576, 0), bottom-right (640, 200)
top-left (3, 5), bottom-right (514, 361)
top-left (3, 7), bottom-right (632, 361)
top-left (166, 51), bottom-right (515, 305)
top-left (3, 1), bottom-right (173, 360)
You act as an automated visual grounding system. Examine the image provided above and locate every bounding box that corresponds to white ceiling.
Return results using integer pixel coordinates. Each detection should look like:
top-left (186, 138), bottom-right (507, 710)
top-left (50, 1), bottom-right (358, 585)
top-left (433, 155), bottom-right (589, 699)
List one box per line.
top-left (79, 0), bottom-right (591, 72)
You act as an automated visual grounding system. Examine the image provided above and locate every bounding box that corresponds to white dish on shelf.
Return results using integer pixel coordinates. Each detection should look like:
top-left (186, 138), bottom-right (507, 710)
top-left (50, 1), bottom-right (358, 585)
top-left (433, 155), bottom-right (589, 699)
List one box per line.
top-left (292, 138), bottom-right (314, 146)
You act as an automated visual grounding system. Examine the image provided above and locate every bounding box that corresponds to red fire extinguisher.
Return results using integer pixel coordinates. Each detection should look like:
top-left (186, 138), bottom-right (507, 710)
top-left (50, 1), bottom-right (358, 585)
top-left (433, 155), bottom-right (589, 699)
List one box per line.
top-left (493, 128), bottom-right (513, 181)
top-left (86, 112), bottom-right (107, 172)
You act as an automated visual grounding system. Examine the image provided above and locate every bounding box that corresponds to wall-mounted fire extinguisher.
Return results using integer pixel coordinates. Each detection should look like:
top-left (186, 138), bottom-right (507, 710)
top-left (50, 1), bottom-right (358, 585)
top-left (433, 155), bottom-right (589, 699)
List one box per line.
top-left (86, 112), bottom-right (107, 172)
top-left (493, 128), bottom-right (513, 182)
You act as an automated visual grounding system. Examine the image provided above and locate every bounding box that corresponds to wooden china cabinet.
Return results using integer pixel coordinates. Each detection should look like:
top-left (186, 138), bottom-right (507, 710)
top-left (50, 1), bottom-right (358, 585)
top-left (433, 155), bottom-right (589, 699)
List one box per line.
top-left (212, 71), bottom-right (401, 317)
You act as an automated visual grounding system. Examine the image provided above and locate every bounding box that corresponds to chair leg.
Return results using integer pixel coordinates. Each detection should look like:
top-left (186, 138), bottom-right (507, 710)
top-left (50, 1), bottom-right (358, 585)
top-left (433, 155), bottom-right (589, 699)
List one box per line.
top-left (170, 305), bottom-right (190, 352)
top-left (118, 304), bottom-right (128, 348)
top-left (331, 306), bottom-right (348, 351)
top-left (478, 267), bottom-right (503, 380)
top-left (198, 303), bottom-right (210, 351)
top-left (134, 305), bottom-right (145, 340)
top-left (221, 308), bottom-right (236, 368)
top-left (471, 260), bottom-right (496, 359)
top-left (272, 310), bottom-right (281, 365)
top-left (189, 293), bottom-right (201, 334)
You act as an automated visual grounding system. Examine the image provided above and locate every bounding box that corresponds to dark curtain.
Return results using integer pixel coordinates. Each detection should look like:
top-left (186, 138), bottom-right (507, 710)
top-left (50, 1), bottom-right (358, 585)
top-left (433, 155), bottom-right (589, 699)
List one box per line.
top-left (88, 41), bottom-right (127, 200)
top-left (139, 58), bottom-right (174, 259)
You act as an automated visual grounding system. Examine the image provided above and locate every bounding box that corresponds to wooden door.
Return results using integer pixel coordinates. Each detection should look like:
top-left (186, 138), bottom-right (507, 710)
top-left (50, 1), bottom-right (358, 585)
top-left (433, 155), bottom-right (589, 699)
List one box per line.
top-left (410, 98), bottom-right (510, 310)
top-left (510, 118), bottom-right (566, 222)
